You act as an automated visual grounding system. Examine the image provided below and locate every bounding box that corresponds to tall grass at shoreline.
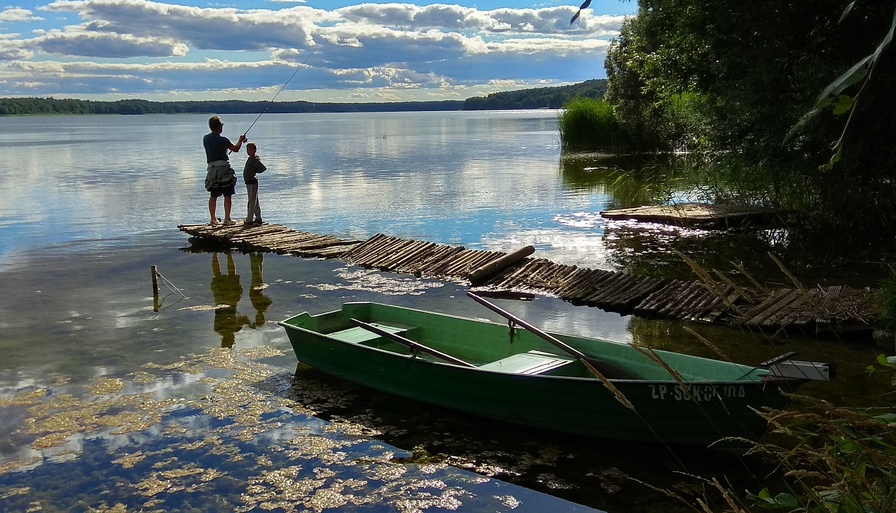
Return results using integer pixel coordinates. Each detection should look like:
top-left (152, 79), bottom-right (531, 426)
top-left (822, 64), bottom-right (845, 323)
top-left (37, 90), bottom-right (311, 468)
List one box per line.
top-left (558, 97), bottom-right (631, 151)
top-left (744, 355), bottom-right (896, 513)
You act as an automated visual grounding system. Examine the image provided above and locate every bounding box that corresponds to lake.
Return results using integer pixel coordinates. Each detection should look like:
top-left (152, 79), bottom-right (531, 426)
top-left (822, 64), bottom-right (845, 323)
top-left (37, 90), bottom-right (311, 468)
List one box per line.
top-left (0, 111), bottom-right (887, 512)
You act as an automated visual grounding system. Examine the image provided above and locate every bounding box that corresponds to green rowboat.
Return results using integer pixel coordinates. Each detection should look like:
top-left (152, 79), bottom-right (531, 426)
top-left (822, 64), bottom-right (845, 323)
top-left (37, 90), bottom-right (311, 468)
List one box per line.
top-left (279, 295), bottom-right (831, 446)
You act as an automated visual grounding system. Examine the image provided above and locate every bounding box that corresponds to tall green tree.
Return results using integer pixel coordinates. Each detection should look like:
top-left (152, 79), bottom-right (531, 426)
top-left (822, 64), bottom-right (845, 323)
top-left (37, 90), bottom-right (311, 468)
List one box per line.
top-left (604, 1), bottom-right (896, 243)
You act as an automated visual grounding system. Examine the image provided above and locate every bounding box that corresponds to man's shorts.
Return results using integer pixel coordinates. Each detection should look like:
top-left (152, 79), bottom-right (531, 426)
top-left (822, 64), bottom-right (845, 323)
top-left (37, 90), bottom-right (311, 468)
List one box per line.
top-left (209, 184), bottom-right (236, 198)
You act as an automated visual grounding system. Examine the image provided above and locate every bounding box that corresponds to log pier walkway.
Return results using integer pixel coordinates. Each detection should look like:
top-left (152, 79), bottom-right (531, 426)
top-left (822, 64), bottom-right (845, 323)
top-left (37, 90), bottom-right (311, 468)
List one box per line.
top-left (178, 221), bottom-right (878, 337)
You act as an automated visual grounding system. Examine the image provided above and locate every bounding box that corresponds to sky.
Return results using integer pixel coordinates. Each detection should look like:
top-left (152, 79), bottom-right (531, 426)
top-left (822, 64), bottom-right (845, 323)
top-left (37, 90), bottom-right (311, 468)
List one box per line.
top-left (0, 0), bottom-right (636, 102)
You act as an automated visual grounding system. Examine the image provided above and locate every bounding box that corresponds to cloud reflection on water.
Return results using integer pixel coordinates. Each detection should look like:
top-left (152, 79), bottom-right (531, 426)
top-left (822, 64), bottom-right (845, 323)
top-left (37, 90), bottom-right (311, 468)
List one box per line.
top-left (1, 344), bottom-right (599, 512)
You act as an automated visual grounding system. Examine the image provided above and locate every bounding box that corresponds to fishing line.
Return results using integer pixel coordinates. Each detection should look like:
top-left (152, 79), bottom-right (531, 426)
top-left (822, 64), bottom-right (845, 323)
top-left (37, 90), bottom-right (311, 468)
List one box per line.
top-left (241, 50), bottom-right (317, 138)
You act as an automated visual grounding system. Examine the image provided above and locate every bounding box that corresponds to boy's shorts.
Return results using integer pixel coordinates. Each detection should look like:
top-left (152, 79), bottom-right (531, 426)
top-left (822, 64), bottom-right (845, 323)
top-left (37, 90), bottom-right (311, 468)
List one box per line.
top-left (209, 184), bottom-right (236, 198)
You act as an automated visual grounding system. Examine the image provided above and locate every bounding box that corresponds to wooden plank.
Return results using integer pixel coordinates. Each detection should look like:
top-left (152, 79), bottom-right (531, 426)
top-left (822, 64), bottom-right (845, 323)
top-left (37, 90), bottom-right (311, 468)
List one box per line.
top-left (344, 235), bottom-right (394, 264)
top-left (438, 249), bottom-right (482, 276)
top-left (616, 276), bottom-right (667, 308)
top-left (658, 281), bottom-right (708, 316)
top-left (760, 292), bottom-right (811, 328)
top-left (583, 272), bottom-right (639, 304)
top-left (179, 222), bottom-right (876, 335)
top-left (355, 238), bottom-right (410, 267)
top-left (734, 288), bottom-right (791, 326)
top-left (380, 240), bottom-right (432, 269)
top-left (542, 264), bottom-right (583, 293)
top-left (369, 239), bottom-right (420, 268)
top-left (477, 257), bottom-right (534, 286)
top-left (306, 243), bottom-right (360, 258)
top-left (422, 247), bottom-right (465, 275)
top-left (702, 291), bottom-right (743, 322)
top-left (554, 267), bottom-right (594, 296)
top-left (341, 233), bottom-right (386, 260)
top-left (747, 289), bottom-right (803, 325)
top-left (487, 259), bottom-right (541, 289)
top-left (561, 268), bottom-right (607, 302)
top-left (633, 282), bottom-right (678, 315)
top-left (392, 242), bottom-right (439, 271)
top-left (686, 284), bottom-right (735, 318)
top-left (417, 246), bottom-right (465, 276)
top-left (600, 203), bottom-right (786, 229)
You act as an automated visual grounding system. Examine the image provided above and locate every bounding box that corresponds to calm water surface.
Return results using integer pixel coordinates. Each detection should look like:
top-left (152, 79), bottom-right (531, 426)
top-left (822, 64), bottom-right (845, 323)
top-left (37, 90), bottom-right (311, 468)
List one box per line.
top-left (0, 112), bottom-right (887, 512)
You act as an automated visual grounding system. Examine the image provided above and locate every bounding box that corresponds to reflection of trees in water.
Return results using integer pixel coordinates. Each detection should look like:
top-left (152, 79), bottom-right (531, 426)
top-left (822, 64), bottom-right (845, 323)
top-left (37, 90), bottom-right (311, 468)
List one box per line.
top-left (604, 221), bottom-right (877, 288)
top-left (558, 153), bottom-right (693, 209)
top-left (604, 222), bottom-right (795, 280)
top-left (211, 252), bottom-right (273, 348)
top-left (562, 153), bottom-right (886, 285)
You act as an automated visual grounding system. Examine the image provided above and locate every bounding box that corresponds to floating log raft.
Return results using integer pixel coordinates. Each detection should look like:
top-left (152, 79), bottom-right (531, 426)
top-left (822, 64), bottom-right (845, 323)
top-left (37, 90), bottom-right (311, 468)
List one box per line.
top-left (178, 222), bottom-right (360, 258)
top-left (178, 222), bottom-right (878, 338)
top-left (601, 203), bottom-right (790, 229)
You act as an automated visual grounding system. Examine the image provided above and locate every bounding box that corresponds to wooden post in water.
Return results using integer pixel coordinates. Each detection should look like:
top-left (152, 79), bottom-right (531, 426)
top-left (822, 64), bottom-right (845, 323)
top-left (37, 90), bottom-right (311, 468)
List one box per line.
top-left (151, 265), bottom-right (159, 312)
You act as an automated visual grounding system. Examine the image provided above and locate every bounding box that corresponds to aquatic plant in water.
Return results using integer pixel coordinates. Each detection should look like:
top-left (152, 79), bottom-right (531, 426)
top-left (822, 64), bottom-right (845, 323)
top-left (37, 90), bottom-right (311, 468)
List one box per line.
top-left (0, 345), bottom-right (535, 512)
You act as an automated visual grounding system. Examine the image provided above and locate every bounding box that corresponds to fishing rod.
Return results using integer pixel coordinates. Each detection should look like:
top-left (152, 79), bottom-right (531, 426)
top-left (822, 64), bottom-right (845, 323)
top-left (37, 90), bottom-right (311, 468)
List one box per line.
top-left (241, 50), bottom-right (316, 137)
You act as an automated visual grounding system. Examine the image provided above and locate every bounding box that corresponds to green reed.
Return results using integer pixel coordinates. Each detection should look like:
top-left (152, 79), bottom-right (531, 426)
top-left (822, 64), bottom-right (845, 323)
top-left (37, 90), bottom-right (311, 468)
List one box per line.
top-left (558, 97), bottom-right (631, 152)
top-left (744, 355), bottom-right (896, 513)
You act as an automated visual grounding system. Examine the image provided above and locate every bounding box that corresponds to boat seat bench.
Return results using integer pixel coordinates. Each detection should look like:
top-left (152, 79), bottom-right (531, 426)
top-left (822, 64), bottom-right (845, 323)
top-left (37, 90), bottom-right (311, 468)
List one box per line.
top-left (480, 350), bottom-right (575, 375)
top-left (326, 323), bottom-right (415, 345)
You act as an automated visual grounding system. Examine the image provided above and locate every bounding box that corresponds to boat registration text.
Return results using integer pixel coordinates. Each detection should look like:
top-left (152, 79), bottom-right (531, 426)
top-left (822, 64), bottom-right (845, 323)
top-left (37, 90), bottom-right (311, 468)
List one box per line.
top-left (649, 384), bottom-right (746, 401)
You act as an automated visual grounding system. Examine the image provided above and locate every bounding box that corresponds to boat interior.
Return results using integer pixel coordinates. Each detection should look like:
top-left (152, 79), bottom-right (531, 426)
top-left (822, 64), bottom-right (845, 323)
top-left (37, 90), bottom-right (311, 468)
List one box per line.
top-left (325, 320), bottom-right (591, 377)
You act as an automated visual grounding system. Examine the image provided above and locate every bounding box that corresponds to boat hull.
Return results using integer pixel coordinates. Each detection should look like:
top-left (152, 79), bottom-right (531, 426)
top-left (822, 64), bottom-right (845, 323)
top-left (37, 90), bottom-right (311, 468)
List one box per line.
top-left (280, 302), bottom-right (799, 446)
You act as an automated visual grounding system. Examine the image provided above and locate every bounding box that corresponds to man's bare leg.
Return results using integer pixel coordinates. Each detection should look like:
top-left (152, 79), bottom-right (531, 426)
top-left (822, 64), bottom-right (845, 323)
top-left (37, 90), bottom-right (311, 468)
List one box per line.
top-left (208, 197), bottom-right (219, 224)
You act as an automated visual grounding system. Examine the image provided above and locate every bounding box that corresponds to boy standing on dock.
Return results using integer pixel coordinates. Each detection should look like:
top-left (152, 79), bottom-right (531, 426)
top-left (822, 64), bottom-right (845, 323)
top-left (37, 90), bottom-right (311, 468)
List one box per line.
top-left (203, 115), bottom-right (246, 226)
top-left (243, 142), bottom-right (266, 225)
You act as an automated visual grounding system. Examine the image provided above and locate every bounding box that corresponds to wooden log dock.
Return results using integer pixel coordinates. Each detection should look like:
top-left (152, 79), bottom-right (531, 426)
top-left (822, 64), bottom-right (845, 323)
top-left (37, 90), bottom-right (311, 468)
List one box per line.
top-left (178, 221), bottom-right (878, 338)
top-left (600, 203), bottom-right (790, 229)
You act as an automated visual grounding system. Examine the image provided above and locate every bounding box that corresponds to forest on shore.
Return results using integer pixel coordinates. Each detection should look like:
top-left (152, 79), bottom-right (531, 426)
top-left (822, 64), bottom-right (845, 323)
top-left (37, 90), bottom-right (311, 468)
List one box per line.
top-left (0, 79), bottom-right (607, 116)
top-left (597, 1), bottom-right (896, 250)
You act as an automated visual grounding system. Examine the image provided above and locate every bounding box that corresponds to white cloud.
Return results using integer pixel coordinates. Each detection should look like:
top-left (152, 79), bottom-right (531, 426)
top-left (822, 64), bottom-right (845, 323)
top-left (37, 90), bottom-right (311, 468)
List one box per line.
top-left (0, 7), bottom-right (43, 23)
top-left (0, 0), bottom-right (625, 100)
top-left (36, 29), bottom-right (189, 57)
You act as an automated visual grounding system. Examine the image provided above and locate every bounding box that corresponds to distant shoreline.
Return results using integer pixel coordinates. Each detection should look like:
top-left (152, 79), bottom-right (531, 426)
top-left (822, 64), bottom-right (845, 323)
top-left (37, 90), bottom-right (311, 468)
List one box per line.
top-left (0, 80), bottom-right (607, 116)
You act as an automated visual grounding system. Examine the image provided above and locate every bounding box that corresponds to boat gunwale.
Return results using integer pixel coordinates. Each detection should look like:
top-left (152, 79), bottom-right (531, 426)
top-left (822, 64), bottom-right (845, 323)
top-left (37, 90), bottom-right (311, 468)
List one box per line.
top-left (278, 307), bottom-right (804, 387)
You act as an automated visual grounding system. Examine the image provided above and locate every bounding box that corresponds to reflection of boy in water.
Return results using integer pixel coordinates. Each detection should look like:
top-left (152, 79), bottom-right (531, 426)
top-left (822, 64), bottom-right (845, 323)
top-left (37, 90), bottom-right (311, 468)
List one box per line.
top-left (211, 252), bottom-right (250, 348)
top-left (248, 253), bottom-right (273, 327)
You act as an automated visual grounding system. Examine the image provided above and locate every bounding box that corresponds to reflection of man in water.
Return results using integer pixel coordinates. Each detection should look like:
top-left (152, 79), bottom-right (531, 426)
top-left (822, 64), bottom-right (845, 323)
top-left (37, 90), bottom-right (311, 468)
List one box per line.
top-left (211, 252), bottom-right (250, 348)
top-left (248, 253), bottom-right (273, 327)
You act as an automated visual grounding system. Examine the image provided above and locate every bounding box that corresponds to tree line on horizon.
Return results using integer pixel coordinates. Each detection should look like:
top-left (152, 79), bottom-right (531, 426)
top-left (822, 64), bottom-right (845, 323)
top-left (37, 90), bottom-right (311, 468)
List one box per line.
top-left (0, 80), bottom-right (607, 116)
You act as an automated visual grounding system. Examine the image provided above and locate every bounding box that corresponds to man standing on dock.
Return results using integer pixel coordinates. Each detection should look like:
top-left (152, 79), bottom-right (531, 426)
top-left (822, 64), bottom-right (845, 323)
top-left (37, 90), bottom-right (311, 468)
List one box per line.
top-left (203, 116), bottom-right (246, 226)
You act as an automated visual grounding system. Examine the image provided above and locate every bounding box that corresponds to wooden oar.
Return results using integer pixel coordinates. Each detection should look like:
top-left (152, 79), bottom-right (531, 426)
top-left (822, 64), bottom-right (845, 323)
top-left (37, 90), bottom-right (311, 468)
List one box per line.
top-left (350, 318), bottom-right (476, 368)
top-left (466, 292), bottom-right (638, 383)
